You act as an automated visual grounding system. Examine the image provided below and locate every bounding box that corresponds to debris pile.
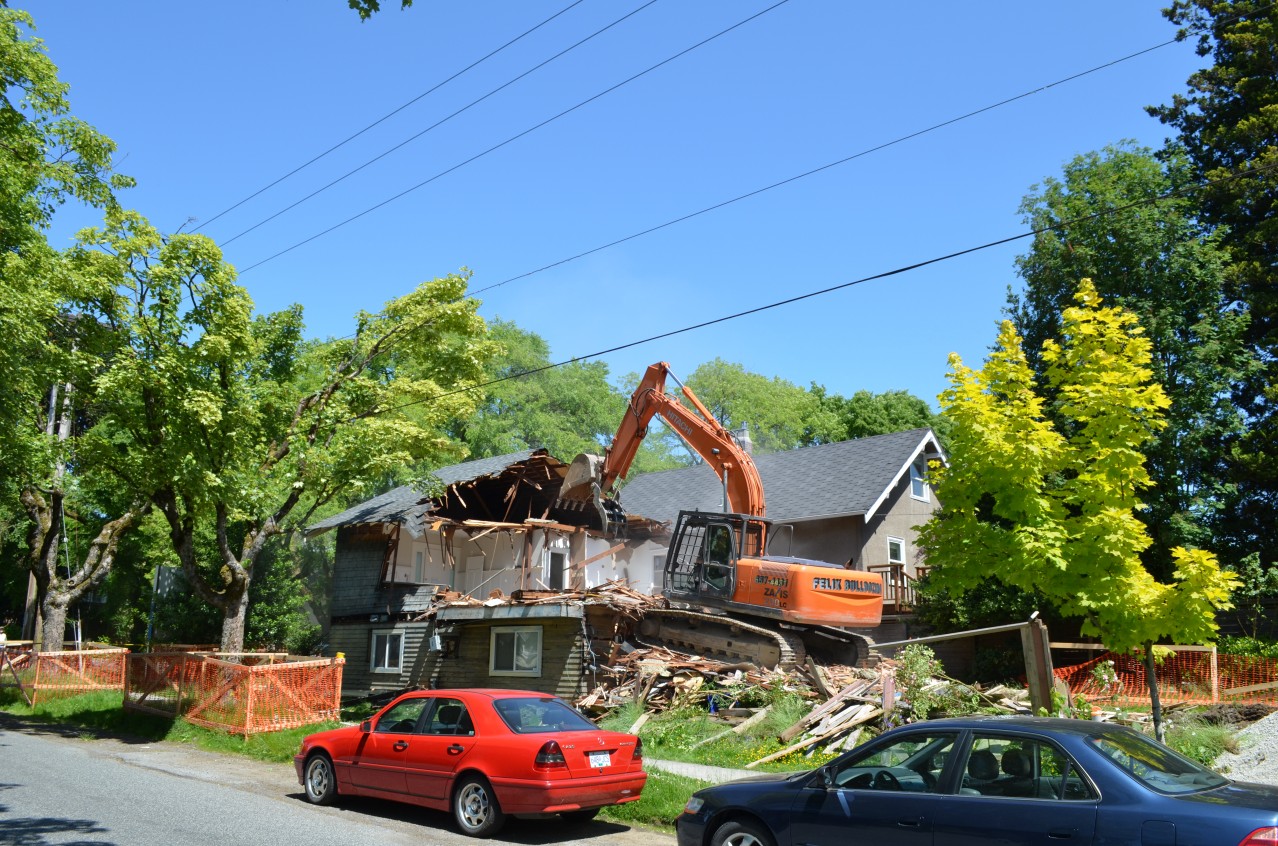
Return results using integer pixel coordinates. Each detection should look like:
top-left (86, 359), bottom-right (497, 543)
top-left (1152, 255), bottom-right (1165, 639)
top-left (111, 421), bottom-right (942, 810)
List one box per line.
top-left (575, 629), bottom-right (1037, 766)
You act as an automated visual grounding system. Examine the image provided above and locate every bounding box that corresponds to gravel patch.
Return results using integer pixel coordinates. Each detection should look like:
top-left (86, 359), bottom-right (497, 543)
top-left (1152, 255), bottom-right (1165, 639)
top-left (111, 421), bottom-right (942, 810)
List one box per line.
top-left (1214, 709), bottom-right (1278, 786)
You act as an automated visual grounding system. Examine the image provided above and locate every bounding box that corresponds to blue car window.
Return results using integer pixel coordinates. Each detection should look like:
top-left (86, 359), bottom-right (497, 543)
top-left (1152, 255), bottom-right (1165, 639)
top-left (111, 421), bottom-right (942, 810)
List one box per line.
top-left (1089, 731), bottom-right (1227, 794)
top-left (963, 734), bottom-right (1095, 800)
top-left (829, 732), bottom-right (956, 793)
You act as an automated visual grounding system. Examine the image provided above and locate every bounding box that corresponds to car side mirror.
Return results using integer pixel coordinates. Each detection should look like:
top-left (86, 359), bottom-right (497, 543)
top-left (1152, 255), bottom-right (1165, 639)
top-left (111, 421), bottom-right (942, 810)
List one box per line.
top-left (817, 765), bottom-right (836, 790)
top-left (360, 719), bottom-right (372, 734)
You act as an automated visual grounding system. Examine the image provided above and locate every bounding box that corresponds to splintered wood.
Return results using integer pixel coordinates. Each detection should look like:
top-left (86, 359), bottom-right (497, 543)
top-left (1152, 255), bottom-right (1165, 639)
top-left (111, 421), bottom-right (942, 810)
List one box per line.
top-left (576, 637), bottom-right (1035, 767)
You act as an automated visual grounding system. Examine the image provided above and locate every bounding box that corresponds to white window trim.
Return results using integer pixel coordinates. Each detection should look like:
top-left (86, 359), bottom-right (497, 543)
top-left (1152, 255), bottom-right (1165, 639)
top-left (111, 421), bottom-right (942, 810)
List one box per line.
top-left (887, 537), bottom-right (906, 566)
top-left (414, 548), bottom-right (426, 583)
top-left (910, 460), bottom-right (930, 502)
top-left (371, 629), bottom-right (404, 674)
top-left (489, 625), bottom-right (542, 677)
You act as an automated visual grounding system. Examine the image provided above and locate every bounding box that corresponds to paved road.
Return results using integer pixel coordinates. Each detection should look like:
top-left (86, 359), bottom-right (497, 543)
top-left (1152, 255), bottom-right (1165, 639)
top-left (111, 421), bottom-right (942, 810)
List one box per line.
top-left (0, 715), bottom-right (674, 846)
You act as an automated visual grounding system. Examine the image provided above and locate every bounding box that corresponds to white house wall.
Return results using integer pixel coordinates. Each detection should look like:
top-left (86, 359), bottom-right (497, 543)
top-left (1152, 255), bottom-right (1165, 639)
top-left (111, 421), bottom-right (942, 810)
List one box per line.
top-left (384, 526), bottom-right (660, 598)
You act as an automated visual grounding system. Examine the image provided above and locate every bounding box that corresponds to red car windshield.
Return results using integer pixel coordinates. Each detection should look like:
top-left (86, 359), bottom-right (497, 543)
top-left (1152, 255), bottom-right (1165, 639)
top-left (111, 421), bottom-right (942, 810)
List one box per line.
top-left (493, 697), bottom-right (598, 734)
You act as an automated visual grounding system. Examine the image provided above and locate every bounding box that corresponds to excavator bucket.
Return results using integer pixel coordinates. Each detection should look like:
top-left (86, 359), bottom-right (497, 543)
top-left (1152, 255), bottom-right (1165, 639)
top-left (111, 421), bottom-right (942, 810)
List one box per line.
top-left (556, 453), bottom-right (625, 535)
top-left (559, 453), bottom-right (606, 502)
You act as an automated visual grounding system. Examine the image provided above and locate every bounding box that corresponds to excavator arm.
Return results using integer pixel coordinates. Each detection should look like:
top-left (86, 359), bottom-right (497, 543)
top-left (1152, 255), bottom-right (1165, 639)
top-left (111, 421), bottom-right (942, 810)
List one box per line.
top-left (561, 362), bottom-right (765, 518)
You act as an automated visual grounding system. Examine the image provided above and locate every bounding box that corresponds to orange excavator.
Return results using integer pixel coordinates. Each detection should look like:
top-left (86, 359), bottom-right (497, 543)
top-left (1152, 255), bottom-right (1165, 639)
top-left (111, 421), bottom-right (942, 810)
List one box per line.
top-left (559, 362), bottom-right (882, 668)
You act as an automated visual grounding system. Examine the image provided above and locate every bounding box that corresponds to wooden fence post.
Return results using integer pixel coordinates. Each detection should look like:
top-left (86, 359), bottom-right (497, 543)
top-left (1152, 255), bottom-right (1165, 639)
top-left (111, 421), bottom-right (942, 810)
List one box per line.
top-left (1021, 617), bottom-right (1055, 714)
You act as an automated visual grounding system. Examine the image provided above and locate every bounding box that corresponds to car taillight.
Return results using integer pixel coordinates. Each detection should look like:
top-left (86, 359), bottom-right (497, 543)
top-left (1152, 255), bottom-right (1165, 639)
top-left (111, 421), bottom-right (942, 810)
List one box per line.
top-left (633, 737), bottom-right (643, 761)
top-left (535, 740), bottom-right (567, 769)
top-left (1240, 828), bottom-right (1278, 846)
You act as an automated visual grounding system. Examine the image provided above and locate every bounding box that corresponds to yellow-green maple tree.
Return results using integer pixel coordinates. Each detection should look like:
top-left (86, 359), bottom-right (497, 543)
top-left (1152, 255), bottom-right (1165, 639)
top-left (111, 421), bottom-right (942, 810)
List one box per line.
top-left (919, 279), bottom-right (1238, 738)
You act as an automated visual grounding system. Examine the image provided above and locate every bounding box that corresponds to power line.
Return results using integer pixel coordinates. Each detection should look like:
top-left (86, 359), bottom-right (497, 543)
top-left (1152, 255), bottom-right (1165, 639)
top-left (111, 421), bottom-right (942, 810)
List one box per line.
top-left (309, 28), bottom-right (1201, 345)
top-left (466, 36), bottom-right (1182, 298)
top-left (220, 0), bottom-right (662, 247)
top-left (193, 0), bottom-right (588, 234)
top-left (356, 158), bottom-right (1278, 420)
top-left (237, 0), bottom-right (792, 273)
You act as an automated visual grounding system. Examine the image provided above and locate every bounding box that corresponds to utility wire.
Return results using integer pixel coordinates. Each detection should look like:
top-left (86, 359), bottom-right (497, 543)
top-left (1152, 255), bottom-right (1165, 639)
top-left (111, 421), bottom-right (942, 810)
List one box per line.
top-left (467, 37), bottom-right (1182, 298)
top-left (221, 0), bottom-right (662, 247)
top-left (238, 0), bottom-right (792, 273)
top-left (194, 0), bottom-right (588, 233)
top-left (358, 158), bottom-right (1278, 421)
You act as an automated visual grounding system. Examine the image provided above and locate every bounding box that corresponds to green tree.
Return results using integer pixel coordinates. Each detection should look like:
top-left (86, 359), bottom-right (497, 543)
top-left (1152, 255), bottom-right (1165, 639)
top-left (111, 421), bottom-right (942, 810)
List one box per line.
top-left (0, 7), bottom-right (137, 645)
top-left (1149, 0), bottom-right (1278, 576)
top-left (348, 0), bottom-right (413, 20)
top-left (71, 211), bottom-right (494, 653)
top-left (683, 359), bottom-right (836, 454)
top-left (815, 386), bottom-right (953, 446)
top-left (454, 320), bottom-right (626, 462)
top-left (1010, 143), bottom-right (1251, 577)
top-left (919, 280), bottom-right (1238, 739)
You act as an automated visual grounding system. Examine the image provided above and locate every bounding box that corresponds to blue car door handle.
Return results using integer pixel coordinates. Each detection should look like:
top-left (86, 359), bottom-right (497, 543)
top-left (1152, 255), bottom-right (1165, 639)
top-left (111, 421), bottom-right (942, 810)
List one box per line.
top-left (1048, 830), bottom-right (1075, 839)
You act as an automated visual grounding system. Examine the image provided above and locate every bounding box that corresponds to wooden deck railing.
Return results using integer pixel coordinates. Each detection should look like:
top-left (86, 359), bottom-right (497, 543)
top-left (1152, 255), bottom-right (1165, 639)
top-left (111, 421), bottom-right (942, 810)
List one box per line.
top-left (868, 564), bottom-right (921, 612)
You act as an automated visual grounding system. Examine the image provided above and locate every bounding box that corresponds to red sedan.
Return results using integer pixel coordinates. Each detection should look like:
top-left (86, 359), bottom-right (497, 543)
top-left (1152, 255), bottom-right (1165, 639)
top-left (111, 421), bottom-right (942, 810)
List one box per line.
top-left (294, 688), bottom-right (646, 836)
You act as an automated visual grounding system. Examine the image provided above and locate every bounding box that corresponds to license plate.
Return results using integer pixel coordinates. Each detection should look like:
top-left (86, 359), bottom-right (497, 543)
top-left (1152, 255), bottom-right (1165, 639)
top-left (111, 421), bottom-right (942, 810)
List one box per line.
top-left (588, 751), bottom-right (611, 768)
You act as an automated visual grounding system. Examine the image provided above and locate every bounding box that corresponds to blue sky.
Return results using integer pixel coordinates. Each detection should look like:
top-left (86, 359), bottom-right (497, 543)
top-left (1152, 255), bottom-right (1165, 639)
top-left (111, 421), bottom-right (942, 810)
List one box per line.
top-left (28, 1), bottom-right (1203, 408)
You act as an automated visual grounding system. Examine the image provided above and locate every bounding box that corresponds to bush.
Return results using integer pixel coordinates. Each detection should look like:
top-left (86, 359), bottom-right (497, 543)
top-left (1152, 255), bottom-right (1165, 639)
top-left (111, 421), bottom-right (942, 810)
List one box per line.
top-left (1218, 635), bottom-right (1278, 659)
top-left (1165, 718), bottom-right (1239, 767)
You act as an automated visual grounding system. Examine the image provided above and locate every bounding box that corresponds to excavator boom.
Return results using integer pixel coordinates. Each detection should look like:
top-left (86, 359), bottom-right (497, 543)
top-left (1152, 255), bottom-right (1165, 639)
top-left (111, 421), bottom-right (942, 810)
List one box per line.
top-left (559, 360), bottom-right (882, 667)
top-left (560, 362), bottom-right (764, 516)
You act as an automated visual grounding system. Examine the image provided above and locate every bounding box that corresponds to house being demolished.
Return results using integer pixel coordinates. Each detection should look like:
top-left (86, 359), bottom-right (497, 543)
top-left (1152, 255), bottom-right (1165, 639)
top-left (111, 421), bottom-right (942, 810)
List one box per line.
top-left (305, 449), bottom-right (670, 698)
top-left (307, 430), bottom-right (946, 700)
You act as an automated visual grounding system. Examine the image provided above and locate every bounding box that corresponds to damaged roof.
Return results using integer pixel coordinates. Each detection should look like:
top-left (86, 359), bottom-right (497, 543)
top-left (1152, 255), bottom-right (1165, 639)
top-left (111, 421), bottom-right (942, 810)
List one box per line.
top-left (306, 448), bottom-right (666, 539)
top-left (305, 448), bottom-right (540, 536)
top-left (617, 428), bottom-right (945, 524)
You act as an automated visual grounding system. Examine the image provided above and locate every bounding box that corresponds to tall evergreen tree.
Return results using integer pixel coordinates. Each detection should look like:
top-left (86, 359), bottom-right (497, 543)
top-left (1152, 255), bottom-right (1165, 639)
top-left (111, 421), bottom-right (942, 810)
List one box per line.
top-left (1149, 0), bottom-right (1278, 572)
top-left (1010, 143), bottom-right (1251, 577)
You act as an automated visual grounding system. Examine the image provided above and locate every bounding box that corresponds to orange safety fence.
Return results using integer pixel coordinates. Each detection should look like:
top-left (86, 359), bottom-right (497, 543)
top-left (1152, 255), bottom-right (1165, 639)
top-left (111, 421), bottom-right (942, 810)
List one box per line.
top-left (1055, 648), bottom-right (1278, 707)
top-left (124, 652), bottom-right (344, 734)
top-left (1, 645), bottom-right (127, 707)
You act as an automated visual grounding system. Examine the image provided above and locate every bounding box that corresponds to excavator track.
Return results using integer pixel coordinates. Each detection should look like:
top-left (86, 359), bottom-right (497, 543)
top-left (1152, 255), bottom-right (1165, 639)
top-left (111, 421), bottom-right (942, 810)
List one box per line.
top-left (635, 608), bottom-right (877, 671)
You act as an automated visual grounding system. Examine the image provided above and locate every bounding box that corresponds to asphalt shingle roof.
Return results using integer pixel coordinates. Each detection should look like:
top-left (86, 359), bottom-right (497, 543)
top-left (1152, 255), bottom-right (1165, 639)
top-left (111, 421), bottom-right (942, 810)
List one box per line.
top-left (305, 449), bottom-right (539, 535)
top-left (617, 428), bottom-right (942, 524)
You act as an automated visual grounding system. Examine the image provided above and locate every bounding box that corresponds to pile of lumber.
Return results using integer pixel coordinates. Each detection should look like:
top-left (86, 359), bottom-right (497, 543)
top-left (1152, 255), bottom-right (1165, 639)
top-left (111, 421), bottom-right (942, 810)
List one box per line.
top-left (576, 635), bottom-right (1037, 766)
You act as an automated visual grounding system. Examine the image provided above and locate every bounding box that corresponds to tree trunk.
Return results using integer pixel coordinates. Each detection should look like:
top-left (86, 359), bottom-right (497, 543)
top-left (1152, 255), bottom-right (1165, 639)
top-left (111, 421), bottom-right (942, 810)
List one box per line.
top-left (220, 584), bottom-right (250, 655)
top-left (40, 593), bottom-right (69, 651)
top-left (1144, 642), bottom-right (1165, 744)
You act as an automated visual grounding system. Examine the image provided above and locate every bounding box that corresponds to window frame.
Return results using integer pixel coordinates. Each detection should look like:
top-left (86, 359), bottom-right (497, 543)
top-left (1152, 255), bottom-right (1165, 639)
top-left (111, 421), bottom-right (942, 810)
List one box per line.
top-left (371, 629), bottom-right (404, 674)
top-left (489, 625), bottom-right (542, 677)
top-left (414, 548), bottom-right (426, 583)
top-left (910, 459), bottom-right (930, 501)
top-left (887, 536), bottom-right (906, 566)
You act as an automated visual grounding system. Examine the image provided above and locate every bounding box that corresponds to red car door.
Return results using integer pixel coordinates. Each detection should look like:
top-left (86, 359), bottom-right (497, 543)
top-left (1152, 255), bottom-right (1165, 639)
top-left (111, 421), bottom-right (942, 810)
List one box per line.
top-left (403, 696), bottom-right (478, 801)
top-left (348, 695), bottom-right (429, 795)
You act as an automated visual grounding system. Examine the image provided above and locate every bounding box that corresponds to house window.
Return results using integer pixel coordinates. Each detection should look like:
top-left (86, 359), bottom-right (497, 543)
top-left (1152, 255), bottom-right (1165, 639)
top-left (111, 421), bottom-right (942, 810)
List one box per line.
top-left (371, 630), bottom-right (404, 674)
top-left (490, 626), bottom-right (542, 677)
top-left (888, 537), bottom-right (905, 566)
top-left (414, 549), bottom-right (426, 583)
top-left (910, 459), bottom-right (929, 501)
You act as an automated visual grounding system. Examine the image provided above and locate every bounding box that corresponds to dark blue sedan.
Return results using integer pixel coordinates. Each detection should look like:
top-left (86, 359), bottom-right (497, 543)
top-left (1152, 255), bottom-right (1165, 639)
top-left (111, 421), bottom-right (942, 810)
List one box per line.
top-left (677, 715), bottom-right (1278, 846)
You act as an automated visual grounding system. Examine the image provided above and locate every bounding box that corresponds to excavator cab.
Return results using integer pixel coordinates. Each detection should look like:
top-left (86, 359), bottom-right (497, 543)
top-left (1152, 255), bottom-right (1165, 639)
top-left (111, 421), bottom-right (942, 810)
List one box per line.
top-left (664, 510), bottom-right (768, 602)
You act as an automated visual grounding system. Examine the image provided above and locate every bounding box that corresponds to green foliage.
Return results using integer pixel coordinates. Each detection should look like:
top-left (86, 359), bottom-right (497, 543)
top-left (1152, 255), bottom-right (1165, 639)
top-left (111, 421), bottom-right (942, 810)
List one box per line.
top-left (454, 320), bottom-right (626, 462)
top-left (1150, 0), bottom-right (1278, 584)
top-left (1011, 142), bottom-right (1248, 579)
top-left (348, 0), bottom-right (413, 20)
top-left (1224, 553), bottom-right (1278, 638)
top-left (894, 644), bottom-right (943, 720)
top-left (920, 280), bottom-right (1240, 653)
top-left (599, 769), bottom-right (712, 830)
top-left (817, 386), bottom-right (953, 448)
top-left (683, 358), bottom-right (831, 454)
top-left (1165, 718), bottom-right (1239, 767)
top-left (1217, 635), bottom-right (1278, 659)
